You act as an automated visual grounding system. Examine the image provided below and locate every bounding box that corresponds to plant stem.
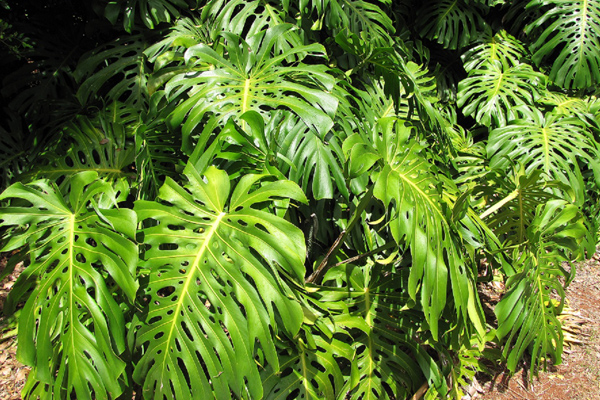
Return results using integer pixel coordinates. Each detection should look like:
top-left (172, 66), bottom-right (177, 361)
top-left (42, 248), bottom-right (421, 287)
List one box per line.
top-left (479, 189), bottom-right (519, 220)
top-left (334, 241), bottom-right (397, 267)
top-left (306, 185), bottom-right (374, 284)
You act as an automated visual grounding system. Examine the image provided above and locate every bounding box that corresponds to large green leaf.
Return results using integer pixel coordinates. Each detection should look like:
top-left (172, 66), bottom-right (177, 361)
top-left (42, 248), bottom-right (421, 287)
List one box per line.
top-left (133, 164), bottom-right (307, 399)
top-left (135, 91), bottom-right (184, 200)
top-left (299, 0), bottom-right (395, 44)
top-left (164, 24), bottom-right (338, 154)
top-left (21, 105), bottom-right (136, 196)
top-left (487, 109), bottom-right (600, 204)
top-left (191, 110), bottom-right (348, 200)
top-left (461, 29), bottom-right (527, 73)
top-left (103, 0), bottom-right (190, 32)
top-left (322, 0), bottom-right (395, 44)
top-left (495, 199), bottom-right (589, 371)
top-left (201, 0), bottom-right (305, 57)
top-left (75, 35), bottom-right (150, 110)
top-left (524, 0), bottom-right (600, 89)
top-left (0, 172), bottom-right (138, 399)
top-left (319, 264), bottom-right (445, 399)
top-left (344, 118), bottom-right (484, 338)
top-left (274, 111), bottom-right (348, 200)
top-left (415, 0), bottom-right (488, 50)
top-left (261, 329), bottom-right (352, 400)
top-left (475, 168), bottom-right (560, 247)
top-left (457, 61), bottom-right (547, 127)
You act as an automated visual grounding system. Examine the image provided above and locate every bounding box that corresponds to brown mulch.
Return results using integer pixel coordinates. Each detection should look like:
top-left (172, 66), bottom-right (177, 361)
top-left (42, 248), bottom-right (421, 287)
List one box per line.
top-left (0, 253), bottom-right (29, 400)
top-left (475, 253), bottom-right (600, 400)
top-left (0, 252), bottom-right (599, 399)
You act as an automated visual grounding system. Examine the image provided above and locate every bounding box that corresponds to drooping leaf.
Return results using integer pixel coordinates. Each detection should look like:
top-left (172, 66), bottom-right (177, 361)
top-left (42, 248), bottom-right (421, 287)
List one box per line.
top-left (318, 264), bottom-right (445, 399)
top-left (0, 172), bottom-right (138, 400)
top-left (461, 29), bottom-right (527, 73)
top-left (475, 168), bottom-right (560, 247)
top-left (261, 329), bottom-right (352, 400)
top-left (133, 164), bottom-right (307, 399)
top-left (202, 0), bottom-right (305, 57)
top-left (22, 105), bottom-right (136, 197)
top-left (135, 91), bottom-right (184, 200)
top-left (323, 0), bottom-right (395, 44)
top-left (191, 110), bottom-right (348, 200)
top-left (345, 118), bottom-right (483, 338)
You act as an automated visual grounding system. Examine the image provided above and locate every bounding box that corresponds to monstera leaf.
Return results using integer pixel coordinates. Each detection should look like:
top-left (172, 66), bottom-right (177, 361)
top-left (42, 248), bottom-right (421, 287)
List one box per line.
top-left (190, 110), bottom-right (348, 200)
top-left (0, 172), bottom-right (138, 400)
top-left (461, 29), bottom-right (527, 73)
top-left (133, 164), bottom-right (307, 399)
top-left (415, 0), bottom-right (488, 50)
top-left (319, 264), bottom-right (446, 399)
top-left (134, 91), bottom-right (184, 201)
top-left (22, 105), bottom-right (136, 197)
top-left (75, 35), bottom-right (150, 110)
top-left (164, 24), bottom-right (338, 154)
top-left (321, 0), bottom-right (395, 44)
top-left (103, 0), bottom-right (190, 32)
top-left (261, 328), bottom-right (352, 400)
top-left (524, 0), bottom-right (600, 89)
top-left (475, 168), bottom-right (561, 247)
top-left (495, 199), bottom-right (589, 372)
top-left (457, 61), bottom-right (547, 127)
top-left (487, 109), bottom-right (600, 204)
top-left (201, 0), bottom-right (305, 57)
top-left (344, 118), bottom-right (484, 338)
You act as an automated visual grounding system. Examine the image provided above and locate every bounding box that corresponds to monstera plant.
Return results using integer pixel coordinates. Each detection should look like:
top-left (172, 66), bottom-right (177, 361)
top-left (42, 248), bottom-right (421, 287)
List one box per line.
top-left (1, 0), bottom-right (599, 399)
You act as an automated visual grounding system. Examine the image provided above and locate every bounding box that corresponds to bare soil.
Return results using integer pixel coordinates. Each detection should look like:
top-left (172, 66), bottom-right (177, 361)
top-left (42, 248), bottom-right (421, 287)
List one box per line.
top-left (475, 253), bottom-right (600, 400)
top-left (0, 253), bottom-right (28, 400)
top-left (0, 252), bottom-right (599, 399)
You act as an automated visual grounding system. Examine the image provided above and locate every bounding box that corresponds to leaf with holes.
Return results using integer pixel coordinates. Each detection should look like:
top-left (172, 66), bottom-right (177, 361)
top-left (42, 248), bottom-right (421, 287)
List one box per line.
top-left (132, 164), bottom-right (307, 399)
top-left (261, 330), bottom-right (352, 400)
top-left (103, 0), bottom-right (190, 32)
top-left (0, 172), bottom-right (138, 400)
top-left (487, 109), bottom-right (600, 204)
top-left (496, 200), bottom-right (590, 372)
top-left (345, 117), bottom-right (483, 338)
top-left (201, 0), bottom-right (305, 58)
top-left (462, 29), bottom-right (527, 73)
top-left (318, 265), bottom-right (446, 399)
top-left (524, 0), bottom-right (600, 89)
top-left (164, 24), bottom-right (337, 154)
top-left (23, 105), bottom-right (136, 198)
top-left (75, 34), bottom-right (150, 110)
top-left (415, 0), bottom-right (487, 50)
top-left (457, 61), bottom-right (546, 127)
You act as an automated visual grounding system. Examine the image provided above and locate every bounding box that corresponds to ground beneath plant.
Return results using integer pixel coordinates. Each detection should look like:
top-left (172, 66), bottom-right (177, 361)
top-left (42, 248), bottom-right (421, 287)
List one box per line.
top-left (472, 252), bottom-right (600, 400)
top-left (1, 253), bottom-right (599, 400)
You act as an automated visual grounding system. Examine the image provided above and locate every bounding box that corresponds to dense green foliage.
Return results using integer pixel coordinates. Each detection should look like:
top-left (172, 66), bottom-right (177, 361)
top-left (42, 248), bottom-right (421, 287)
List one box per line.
top-left (1, 0), bottom-right (599, 399)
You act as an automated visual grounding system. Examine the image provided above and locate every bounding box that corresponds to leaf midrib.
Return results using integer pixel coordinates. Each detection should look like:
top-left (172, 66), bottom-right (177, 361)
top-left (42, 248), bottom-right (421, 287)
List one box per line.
top-left (160, 211), bottom-right (226, 378)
